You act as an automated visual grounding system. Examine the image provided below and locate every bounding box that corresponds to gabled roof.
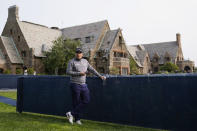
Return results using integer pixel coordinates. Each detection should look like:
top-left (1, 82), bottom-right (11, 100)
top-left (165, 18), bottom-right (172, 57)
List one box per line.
top-left (142, 41), bottom-right (178, 64)
top-left (127, 45), bottom-right (143, 67)
top-left (61, 20), bottom-right (108, 57)
top-left (14, 20), bottom-right (109, 58)
top-left (136, 50), bottom-right (148, 66)
top-left (97, 29), bottom-right (119, 57)
top-left (0, 36), bottom-right (23, 64)
top-left (18, 21), bottom-right (62, 57)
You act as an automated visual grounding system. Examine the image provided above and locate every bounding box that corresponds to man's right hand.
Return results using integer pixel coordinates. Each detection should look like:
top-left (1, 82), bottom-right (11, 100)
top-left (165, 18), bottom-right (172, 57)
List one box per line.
top-left (100, 76), bottom-right (106, 80)
top-left (80, 72), bottom-right (86, 76)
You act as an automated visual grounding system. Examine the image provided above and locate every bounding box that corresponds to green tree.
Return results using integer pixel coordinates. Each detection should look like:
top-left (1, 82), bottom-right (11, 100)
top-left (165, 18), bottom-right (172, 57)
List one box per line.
top-left (160, 62), bottom-right (179, 73)
top-left (129, 57), bottom-right (140, 75)
top-left (42, 37), bottom-right (80, 75)
top-left (27, 68), bottom-right (34, 75)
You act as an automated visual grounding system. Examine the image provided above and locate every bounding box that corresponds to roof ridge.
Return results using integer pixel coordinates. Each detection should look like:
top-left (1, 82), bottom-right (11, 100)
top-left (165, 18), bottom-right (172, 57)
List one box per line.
top-left (61, 20), bottom-right (108, 30)
top-left (109, 29), bottom-right (120, 50)
top-left (97, 30), bottom-right (109, 51)
top-left (21, 21), bottom-right (48, 28)
top-left (129, 41), bottom-right (177, 47)
top-left (142, 41), bottom-right (177, 46)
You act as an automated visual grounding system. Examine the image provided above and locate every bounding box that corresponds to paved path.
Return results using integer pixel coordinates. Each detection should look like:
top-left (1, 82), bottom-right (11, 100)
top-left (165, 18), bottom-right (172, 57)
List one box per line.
top-left (0, 96), bottom-right (16, 106)
top-left (0, 89), bottom-right (17, 92)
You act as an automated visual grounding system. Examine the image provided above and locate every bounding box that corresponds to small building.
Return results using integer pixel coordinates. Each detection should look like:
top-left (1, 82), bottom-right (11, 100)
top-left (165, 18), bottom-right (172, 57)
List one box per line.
top-left (127, 33), bottom-right (195, 74)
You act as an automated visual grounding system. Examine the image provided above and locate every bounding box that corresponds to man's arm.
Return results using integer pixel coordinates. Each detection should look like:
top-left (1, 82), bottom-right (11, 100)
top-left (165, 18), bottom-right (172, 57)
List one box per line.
top-left (66, 60), bottom-right (83, 76)
top-left (87, 62), bottom-right (106, 80)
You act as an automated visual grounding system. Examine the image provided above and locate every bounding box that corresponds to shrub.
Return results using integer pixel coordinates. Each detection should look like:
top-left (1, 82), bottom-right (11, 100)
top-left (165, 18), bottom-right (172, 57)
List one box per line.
top-left (27, 68), bottom-right (34, 75)
top-left (129, 57), bottom-right (140, 75)
top-left (16, 68), bottom-right (23, 74)
top-left (109, 67), bottom-right (119, 75)
top-left (4, 69), bottom-right (11, 74)
top-left (160, 62), bottom-right (179, 73)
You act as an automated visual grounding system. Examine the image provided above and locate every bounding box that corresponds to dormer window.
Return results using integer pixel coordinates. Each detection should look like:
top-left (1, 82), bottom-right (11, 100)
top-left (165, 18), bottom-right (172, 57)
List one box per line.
top-left (74, 38), bottom-right (81, 41)
top-left (153, 57), bottom-right (158, 62)
top-left (85, 36), bottom-right (91, 43)
top-left (21, 51), bottom-right (26, 57)
top-left (165, 57), bottom-right (170, 61)
top-left (85, 36), bottom-right (94, 43)
top-left (42, 44), bottom-right (47, 52)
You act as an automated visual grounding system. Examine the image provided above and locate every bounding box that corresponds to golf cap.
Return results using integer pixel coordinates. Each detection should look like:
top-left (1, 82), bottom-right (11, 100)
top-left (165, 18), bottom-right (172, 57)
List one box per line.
top-left (76, 48), bottom-right (83, 53)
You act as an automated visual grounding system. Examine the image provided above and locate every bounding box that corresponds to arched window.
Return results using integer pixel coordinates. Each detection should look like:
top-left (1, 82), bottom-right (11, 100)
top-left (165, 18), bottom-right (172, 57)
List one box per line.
top-left (10, 29), bottom-right (13, 35)
top-left (153, 57), bottom-right (158, 62)
top-left (119, 36), bottom-right (122, 44)
top-left (18, 36), bottom-right (20, 42)
top-left (184, 66), bottom-right (191, 73)
top-left (165, 57), bottom-right (170, 61)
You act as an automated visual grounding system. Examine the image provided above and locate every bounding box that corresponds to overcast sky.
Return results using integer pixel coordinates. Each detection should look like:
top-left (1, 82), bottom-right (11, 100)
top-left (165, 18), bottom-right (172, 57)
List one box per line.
top-left (0, 0), bottom-right (197, 65)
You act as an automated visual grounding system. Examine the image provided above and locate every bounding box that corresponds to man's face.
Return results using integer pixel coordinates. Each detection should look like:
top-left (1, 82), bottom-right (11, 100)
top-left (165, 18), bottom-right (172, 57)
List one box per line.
top-left (76, 52), bottom-right (83, 59)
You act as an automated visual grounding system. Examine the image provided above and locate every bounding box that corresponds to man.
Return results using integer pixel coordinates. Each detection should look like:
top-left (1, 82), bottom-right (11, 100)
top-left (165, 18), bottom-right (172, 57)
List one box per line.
top-left (66, 48), bottom-right (106, 125)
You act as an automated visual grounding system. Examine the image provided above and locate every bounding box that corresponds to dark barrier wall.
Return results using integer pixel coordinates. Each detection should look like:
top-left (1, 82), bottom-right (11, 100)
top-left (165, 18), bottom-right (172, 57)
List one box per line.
top-left (17, 74), bottom-right (197, 130)
top-left (0, 75), bottom-right (22, 89)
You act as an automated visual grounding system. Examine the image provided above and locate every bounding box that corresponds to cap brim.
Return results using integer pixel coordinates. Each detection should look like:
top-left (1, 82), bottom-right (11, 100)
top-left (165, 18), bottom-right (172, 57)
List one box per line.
top-left (76, 51), bottom-right (82, 53)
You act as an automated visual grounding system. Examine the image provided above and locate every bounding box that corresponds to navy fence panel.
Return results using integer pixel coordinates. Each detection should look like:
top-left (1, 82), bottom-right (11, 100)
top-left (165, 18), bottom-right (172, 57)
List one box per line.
top-left (16, 74), bottom-right (197, 130)
top-left (0, 74), bottom-right (22, 89)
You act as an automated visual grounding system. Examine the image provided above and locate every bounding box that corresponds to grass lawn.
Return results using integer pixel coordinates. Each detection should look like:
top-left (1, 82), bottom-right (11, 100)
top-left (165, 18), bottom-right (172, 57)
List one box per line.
top-left (0, 91), bottom-right (165, 131)
top-left (0, 91), bottom-right (17, 99)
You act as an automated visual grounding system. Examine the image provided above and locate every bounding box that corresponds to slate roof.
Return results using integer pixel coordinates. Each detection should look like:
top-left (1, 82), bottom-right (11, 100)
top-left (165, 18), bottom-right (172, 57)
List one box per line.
top-left (127, 41), bottom-right (179, 66)
top-left (142, 41), bottom-right (178, 64)
top-left (136, 50), bottom-right (147, 66)
top-left (127, 45), bottom-right (143, 67)
top-left (7, 20), bottom-right (109, 58)
top-left (0, 36), bottom-right (23, 64)
top-left (2, 18), bottom-right (118, 59)
top-left (18, 21), bottom-right (62, 57)
top-left (61, 20), bottom-right (108, 57)
top-left (97, 29), bottom-right (119, 57)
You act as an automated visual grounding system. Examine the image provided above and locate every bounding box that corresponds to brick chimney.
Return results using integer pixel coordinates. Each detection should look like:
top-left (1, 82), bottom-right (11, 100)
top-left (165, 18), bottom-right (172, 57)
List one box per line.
top-left (8, 5), bottom-right (19, 21)
top-left (176, 33), bottom-right (181, 47)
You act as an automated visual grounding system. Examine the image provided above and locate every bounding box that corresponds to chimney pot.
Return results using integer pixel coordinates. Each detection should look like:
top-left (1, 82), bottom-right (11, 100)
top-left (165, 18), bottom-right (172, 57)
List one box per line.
top-left (176, 33), bottom-right (181, 47)
top-left (8, 5), bottom-right (19, 21)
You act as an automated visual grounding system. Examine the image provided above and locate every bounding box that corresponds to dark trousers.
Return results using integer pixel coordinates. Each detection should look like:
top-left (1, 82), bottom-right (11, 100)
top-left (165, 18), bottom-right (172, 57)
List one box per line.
top-left (70, 83), bottom-right (90, 121)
